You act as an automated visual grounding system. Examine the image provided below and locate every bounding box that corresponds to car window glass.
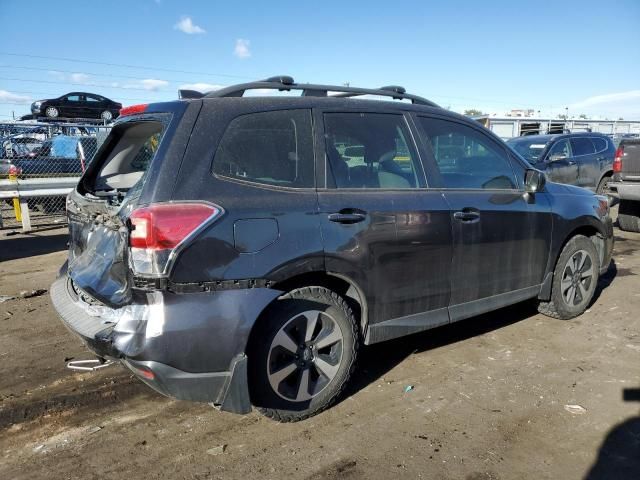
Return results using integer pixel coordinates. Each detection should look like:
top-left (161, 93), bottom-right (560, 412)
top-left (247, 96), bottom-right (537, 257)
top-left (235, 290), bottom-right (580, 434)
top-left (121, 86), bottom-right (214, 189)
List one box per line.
top-left (86, 95), bottom-right (101, 102)
top-left (548, 139), bottom-right (571, 159)
top-left (570, 137), bottom-right (595, 156)
top-left (591, 137), bottom-right (607, 153)
top-left (323, 113), bottom-right (420, 189)
top-left (418, 117), bottom-right (517, 190)
top-left (66, 95), bottom-right (81, 102)
top-left (213, 109), bottom-right (314, 188)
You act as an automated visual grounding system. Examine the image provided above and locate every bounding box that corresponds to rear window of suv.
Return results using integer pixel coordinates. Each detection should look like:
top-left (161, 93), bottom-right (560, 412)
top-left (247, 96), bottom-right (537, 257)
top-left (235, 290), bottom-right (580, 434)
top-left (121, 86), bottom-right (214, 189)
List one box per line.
top-left (90, 118), bottom-right (167, 193)
top-left (213, 109), bottom-right (314, 188)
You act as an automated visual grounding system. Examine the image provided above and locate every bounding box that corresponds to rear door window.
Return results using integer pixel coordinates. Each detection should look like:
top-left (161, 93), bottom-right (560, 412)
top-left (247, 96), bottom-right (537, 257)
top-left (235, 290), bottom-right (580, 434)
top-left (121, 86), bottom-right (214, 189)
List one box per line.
top-left (323, 113), bottom-right (421, 189)
top-left (591, 137), bottom-right (608, 153)
top-left (213, 109), bottom-right (314, 188)
top-left (570, 137), bottom-right (596, 156)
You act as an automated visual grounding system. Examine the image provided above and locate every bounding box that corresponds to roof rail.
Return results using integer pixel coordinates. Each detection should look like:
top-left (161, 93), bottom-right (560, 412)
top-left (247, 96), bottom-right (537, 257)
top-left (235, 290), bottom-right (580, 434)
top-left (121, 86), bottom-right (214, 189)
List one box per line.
top-left (204, 76), bottom-right (439, 107)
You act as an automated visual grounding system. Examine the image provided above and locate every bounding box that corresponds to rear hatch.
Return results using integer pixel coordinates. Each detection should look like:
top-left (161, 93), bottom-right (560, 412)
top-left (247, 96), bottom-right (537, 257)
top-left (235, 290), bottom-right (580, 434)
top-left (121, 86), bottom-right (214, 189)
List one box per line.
top-left (617, 139), bottom-right (640, 180)
top-left (65, 102), bottom-right (191, 308)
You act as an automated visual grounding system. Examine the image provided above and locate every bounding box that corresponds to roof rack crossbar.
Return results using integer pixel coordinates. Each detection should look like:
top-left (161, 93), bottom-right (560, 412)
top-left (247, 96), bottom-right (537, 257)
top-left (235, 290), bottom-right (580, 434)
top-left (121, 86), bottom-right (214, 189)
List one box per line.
top-left (204, 76), bottom-right (439, 107)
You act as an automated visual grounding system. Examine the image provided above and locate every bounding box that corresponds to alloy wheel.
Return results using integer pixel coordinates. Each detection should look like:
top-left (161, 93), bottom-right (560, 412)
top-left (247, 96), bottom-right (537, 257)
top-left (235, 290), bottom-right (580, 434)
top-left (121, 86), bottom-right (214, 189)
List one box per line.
top-left (45, 106), bottom-right (59, 118)
top-left (560, 249), bottom-right (594, 306)
top-left (101, 110), bottom-right (113, 120)
top-left (267, 310), bottom-right (344, 402)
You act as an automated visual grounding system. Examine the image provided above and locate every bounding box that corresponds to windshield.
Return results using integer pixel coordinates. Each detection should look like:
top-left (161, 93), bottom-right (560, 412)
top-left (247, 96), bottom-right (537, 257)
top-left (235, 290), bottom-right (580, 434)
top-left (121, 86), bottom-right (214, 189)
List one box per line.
top-left (506, 138), bottom-right (550, 163)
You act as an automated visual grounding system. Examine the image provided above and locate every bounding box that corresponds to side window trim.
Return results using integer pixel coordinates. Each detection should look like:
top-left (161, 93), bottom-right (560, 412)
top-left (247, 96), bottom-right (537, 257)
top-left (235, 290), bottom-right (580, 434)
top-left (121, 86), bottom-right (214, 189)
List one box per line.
top-left (319, 110), bottom-right (427, 191)
top-left (414, 113), bottom-right (524, 191)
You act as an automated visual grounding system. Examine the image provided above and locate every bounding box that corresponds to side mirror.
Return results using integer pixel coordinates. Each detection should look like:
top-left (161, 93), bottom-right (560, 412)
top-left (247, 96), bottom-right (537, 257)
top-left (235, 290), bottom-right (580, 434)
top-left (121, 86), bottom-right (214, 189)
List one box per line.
top-left (524, 169), bottom-right (546, 193)
top-left (548, 153), bottom-right (567, 162)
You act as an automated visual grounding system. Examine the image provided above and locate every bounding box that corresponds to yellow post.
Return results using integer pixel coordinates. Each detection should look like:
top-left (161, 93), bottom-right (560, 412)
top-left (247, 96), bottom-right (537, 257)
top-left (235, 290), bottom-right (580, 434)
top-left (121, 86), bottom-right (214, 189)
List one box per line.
top-left (9, 171), bottom-right (21, 221)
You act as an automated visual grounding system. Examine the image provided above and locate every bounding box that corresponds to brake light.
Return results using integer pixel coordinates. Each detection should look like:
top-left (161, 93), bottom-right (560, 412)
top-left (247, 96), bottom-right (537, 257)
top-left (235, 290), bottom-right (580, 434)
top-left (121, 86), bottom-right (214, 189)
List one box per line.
top-left (613, 146), bottom-right (624, 173)
top-left (128, 203), bottom-right (222, 275)
top-left (8, 164), bottom-right (21, 176)
top-left (130, 203), bottom-right (220, 250)
top-left (119, 104), bottom-right (148, 117)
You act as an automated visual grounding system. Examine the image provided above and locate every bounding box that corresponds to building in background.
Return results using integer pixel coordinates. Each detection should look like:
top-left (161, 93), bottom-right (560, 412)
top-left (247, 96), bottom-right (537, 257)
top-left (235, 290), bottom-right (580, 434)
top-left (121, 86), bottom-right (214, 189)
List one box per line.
top-left (473, 115), bottom-right (640, 140)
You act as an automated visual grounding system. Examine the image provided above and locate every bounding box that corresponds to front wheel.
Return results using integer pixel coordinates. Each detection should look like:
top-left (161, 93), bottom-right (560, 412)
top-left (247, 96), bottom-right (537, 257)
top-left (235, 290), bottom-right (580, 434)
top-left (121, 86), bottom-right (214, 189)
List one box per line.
top-left (100, 110), bottom-right (113, 121)
top-left (248, 286), bottom-right (359, 422)
top-left (538, 235), bottom-right (599, 320)
top-left (45, 106), bottom-right (59, 118)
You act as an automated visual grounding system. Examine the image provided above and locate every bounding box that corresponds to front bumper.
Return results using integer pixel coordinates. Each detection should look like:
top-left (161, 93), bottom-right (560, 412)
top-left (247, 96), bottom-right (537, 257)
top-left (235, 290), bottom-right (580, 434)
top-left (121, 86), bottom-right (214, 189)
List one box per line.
top-left (50, 273), bottom-right (282, 413)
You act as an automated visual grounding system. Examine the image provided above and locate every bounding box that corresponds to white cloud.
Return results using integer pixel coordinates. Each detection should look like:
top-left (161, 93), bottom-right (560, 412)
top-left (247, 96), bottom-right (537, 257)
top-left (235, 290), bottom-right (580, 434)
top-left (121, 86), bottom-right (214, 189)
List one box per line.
top-left (569, 90), bottom-right (640, 119)
top-left (70, 72), bottom-right (91, 83)
top-left (234, 39), bottom-right (251, 59)
top-left (122, 79), bottom-right (169, 91)
top-left (141, 79), bottom-right (169, 91)
top-left (47, 70), bottom-right (65, 80)
top-left (571, 90), bottom-right (640, 109)
top-left (179, 82), bottom-right (225, 92)
top-left (0, 90), bottom-right (32, 104)
top-left (174, 16), bottom-right (205, 34)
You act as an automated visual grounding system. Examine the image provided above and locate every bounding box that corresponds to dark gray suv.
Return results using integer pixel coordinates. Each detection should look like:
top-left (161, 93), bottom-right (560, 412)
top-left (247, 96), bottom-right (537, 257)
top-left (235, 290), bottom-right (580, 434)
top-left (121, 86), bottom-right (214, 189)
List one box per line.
top-left (51, 77), bottom-right (614, 422)
top-left (506, 133), bottom-right (616, 194)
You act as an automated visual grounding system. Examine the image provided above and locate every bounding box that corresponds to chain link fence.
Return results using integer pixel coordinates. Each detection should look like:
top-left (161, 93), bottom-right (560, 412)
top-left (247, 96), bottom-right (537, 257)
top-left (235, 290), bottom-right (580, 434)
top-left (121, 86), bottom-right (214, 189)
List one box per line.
top-left (1, 122), bottom-right (111, 230)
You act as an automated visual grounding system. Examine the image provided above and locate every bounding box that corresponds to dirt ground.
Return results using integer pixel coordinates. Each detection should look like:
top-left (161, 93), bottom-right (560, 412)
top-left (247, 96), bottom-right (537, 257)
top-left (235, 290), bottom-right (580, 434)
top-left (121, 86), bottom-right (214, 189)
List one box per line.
top-left (1, 216), bottom-right (639, 480)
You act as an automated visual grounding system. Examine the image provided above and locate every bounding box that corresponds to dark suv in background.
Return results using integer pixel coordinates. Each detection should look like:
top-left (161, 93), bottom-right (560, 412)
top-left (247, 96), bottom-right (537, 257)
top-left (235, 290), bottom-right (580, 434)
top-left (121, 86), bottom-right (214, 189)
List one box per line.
top-left (51, 77), bottom-right (613, 422)
top-left (506, 133), bottom-right (616, 194)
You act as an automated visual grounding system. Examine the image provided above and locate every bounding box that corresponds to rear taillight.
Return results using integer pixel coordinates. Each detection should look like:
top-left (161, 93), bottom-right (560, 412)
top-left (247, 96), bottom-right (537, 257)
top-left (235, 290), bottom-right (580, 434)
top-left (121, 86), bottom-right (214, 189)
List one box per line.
top-left (119, 103), bottom-right (148, 117)
top-left (128, 202), bottom-right (222, 275)
top-left (8, 164), bottom-right (21, 176)
top-left (613, 146), bottom-right (624, 173)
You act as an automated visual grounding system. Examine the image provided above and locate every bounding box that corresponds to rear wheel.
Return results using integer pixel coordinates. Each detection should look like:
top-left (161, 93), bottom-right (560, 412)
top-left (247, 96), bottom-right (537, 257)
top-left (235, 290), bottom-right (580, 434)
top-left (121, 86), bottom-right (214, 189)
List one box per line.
top-left (538, 235), bottom-right (599, 320)
top-left (596, 174), bottom-right (612, 195)
top-left (618, 200), bottom-right (640, 233)
top-left (45, 106), bottom-right (59, 118)
top-left (248, 286), bottom-right (359, 422)
top-left (100, 110), bottom-right (113, 121)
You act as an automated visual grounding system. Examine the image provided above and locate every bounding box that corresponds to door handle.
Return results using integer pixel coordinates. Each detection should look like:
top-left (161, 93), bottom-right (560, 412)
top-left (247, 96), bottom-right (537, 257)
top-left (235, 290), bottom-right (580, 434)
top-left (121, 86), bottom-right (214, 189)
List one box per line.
top-left (328, 211), bottom-right (367, 224)
top-left (568, 160), bottom-right (577, 165)
top-left (453, 210), bottom-right (480, 222)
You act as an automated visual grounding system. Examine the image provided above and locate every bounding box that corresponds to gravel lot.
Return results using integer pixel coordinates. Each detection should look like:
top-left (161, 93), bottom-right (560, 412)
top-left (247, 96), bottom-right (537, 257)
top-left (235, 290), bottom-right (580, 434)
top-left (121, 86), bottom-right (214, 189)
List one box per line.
top-left (1, 216), bottom-right (639, 480)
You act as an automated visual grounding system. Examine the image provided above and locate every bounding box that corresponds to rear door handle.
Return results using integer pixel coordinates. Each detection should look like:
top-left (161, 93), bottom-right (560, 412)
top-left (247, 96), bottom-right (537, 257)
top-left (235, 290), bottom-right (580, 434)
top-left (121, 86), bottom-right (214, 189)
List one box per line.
top-left (328, 212), bottom-right (367, 224)
top-left (453, 210), bottom-right (480, 222)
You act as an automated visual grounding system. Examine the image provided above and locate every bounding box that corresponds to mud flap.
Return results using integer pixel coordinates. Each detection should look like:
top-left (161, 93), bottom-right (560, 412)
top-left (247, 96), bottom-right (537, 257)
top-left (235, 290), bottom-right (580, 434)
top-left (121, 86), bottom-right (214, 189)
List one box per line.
top-left (218, 354), bottom-right (252, 414)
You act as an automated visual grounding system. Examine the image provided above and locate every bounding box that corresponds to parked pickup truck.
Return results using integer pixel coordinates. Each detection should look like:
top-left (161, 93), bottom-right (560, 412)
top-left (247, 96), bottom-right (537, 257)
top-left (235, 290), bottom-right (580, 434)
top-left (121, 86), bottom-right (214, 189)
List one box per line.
top-left (610, 138), bottom-right (640, 232)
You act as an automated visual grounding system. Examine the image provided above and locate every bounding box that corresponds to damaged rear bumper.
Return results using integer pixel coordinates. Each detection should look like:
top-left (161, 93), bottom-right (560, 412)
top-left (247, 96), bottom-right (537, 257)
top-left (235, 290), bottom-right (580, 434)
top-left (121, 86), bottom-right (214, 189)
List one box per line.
top-left (50, 270), bottom-right (282, 414)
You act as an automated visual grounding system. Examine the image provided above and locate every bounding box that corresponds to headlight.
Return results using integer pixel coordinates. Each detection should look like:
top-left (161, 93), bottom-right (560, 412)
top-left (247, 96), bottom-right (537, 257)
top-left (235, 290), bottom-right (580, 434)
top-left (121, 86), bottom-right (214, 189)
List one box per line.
top-left (34, 101), bottom-right (42, 106)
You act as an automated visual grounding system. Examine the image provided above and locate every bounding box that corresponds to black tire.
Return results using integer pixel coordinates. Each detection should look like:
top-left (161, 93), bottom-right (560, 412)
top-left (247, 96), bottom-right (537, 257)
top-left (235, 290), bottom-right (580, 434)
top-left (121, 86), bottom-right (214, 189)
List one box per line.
top-left (538, 235), bottom-right (599, 320)
top-left (618, 200), bottom-right (640, 233)
top-left (100, 110), bottom-right (113, 121)
top-left (248, 286), bottom-right (359, 422)
top-left (45, 106), bottom-right (59, 118)
top-left (596, 174), bottom-right (612, 195)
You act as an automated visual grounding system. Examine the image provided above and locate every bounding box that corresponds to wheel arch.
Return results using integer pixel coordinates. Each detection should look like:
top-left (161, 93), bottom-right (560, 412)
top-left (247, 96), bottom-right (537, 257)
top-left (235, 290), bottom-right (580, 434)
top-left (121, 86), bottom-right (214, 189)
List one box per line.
top-left (246, 271), bottom-right (368, 355)
top-left (597, 170), bottom-right (613, 188)
top-left (539, 222), bottom-right (605, 300)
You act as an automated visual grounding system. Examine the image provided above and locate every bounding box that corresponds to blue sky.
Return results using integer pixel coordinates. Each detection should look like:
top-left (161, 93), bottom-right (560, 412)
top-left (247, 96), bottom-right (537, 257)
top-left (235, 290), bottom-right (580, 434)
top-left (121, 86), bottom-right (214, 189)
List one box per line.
top-left (0, 0), bottom-right (639, 120)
